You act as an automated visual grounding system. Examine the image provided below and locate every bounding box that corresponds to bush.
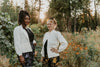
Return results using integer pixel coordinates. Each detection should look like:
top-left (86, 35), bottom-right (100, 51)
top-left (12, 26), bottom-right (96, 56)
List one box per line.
top-left (30, 23), bottom-right (48, 37)
top-left (0, 12), bottom-right (19, 65)
top-left (0, 12), bottom-right (43, 66)
top-left (60, 28), bottom-right (100, 67)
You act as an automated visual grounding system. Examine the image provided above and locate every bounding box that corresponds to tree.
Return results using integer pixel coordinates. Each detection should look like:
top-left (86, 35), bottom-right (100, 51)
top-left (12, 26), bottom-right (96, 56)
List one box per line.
top-left (48, 0), bottom-right (100, 32)
top-left (30, 0), bottom-right (39, 24)
top-left (1, 0), bottom-right (19, 22)
top-left (25, 0), bottom-right (30, 12)
top-left (38, 0), bottom-right (41, 23)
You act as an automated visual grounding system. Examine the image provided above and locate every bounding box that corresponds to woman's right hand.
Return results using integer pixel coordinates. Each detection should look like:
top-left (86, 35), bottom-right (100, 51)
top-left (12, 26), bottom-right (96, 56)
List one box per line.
top-left (51, 48), bottom-right (58, 53)
top-left (35, 51), bottom-right (38, 56)
top-left (19, 55), bottom-right (25, 64)
top-left (41, 57), bottom-right (43, 62)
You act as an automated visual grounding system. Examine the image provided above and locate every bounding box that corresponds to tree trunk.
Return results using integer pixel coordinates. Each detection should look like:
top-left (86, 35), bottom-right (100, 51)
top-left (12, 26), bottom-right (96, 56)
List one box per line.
top-left (25, 0), bottom-right (28, 11)
top-left (38, 0), bottom-right (41, 23)
top-left (94, 0), bottom-right (98, 29)
top-left (74, 9), bottom-right (76, 32)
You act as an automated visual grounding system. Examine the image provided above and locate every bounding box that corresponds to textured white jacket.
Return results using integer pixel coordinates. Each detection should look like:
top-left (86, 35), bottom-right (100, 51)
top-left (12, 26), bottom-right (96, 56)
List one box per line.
top-left (13, 25), bottom-right (35, 56)
top-left (41, 30), bottom-right (68, 58)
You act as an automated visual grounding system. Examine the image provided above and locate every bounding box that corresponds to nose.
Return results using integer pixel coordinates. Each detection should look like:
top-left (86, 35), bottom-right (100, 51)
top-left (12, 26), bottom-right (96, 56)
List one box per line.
top-left (48, 25), bottom-right (51, 27)
top-left (28, 19), bottom-right (30, 22)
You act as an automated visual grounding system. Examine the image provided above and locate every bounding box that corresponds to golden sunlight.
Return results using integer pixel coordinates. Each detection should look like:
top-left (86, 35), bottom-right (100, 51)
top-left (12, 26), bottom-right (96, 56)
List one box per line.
top-left (40, 12), bottom-right (45, 21)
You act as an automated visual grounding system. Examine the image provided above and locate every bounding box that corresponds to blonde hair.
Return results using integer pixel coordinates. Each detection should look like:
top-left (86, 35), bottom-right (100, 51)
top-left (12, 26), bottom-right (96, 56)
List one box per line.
top-left (47, 17), bottom-right (57, 29)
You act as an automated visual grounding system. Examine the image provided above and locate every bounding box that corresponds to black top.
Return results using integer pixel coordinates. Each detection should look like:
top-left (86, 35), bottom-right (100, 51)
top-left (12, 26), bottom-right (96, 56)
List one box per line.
top-left (44, 40), bottom-right (48, 58)
top-left (25, 28), bottom-right (35, 53)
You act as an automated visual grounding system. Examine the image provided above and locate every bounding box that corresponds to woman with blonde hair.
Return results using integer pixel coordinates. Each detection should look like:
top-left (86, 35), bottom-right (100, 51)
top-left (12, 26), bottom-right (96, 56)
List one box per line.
top-left (41, 17), bottom-right (68, 67)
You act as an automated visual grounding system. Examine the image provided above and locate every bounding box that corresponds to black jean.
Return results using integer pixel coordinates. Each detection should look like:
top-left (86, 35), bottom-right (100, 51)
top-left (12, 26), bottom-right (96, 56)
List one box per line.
top-left (42, 56), bottom-right (60, 67)
top-left (17, 52), bottom-right (34, 67)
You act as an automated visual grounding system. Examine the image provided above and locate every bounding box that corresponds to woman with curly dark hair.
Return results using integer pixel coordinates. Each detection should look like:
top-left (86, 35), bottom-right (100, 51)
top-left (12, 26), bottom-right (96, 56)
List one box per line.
top-left (13, 10), bottom-right (36, 67)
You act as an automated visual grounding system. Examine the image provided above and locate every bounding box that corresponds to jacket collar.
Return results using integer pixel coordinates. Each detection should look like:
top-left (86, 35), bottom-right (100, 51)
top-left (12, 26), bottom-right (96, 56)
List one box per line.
top-left (48, 29), bottom-right (55, 33)
top-left (19, 25), bottom-right (29, 39)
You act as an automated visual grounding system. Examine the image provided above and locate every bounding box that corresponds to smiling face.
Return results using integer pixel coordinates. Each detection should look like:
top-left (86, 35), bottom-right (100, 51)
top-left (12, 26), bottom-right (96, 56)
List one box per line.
top-left (47, 20), bottom-right (56, 31)
top-left (24, 15), bottom-right (30, 25)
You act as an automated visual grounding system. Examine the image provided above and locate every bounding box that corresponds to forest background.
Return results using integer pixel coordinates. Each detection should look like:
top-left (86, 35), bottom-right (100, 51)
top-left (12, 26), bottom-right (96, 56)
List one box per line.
top-left (0, 0), bottom-right (100, 67)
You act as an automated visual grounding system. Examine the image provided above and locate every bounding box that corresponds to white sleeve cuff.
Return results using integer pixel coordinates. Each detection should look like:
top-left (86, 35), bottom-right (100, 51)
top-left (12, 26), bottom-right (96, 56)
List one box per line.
top-left (58, 43), bottom-right (68, 52)
top-left (33, 40), bottom-right (36, 44)
top-left (17, 53), bottom-right (22, 56)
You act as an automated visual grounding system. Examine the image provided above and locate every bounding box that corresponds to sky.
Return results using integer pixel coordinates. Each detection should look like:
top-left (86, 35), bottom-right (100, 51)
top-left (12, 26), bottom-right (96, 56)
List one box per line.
top-left (90, 0), bottom-right (100, 16)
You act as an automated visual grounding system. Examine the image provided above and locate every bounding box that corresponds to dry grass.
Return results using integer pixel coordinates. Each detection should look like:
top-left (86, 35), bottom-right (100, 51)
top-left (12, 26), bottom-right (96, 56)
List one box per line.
top-left (0, 55), bottom-right (10, 67)
top-left (1, 27), bottom-right (100, 67)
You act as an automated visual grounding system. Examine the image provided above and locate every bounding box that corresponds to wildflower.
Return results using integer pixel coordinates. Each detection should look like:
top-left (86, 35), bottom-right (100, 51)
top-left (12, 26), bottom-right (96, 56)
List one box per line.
top-left (62, 57), bottom-right (64, 59)
top-left (76, 52), bottom-right (80, 55)
top-left (73, 43), bottom-right (75, 46)
top-left (66, 47), bottom-right (69, 50)
top-left (84, 47), bottom-right (88, 50)
top-left (80, 57), bottom-right (83, 59)
top-left (75, 46), bottom-right (77, 49)
top-left (53, 58), bottom-right (57, 63)
top-left (64, 52), bottom-right (68, 54)
top-left (73, 48), bottom-right (76, 51)
top-left (69, 42), bottom-right (72, 45)
top-left (77, 45), bottom-right (80, 47)
top-left (56, 63), bottom-right (58, 65)
top-left (70, 52), bottom-right (72, 54)
top-left (80, 47), bottom-right (83, 51)
top-left (66, 56), bottom-right (67, 58)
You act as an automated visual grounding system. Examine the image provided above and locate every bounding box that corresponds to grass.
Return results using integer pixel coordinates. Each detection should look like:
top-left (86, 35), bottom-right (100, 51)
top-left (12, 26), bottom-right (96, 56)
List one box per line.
top-left (1, 27), bottom-right (100, 67)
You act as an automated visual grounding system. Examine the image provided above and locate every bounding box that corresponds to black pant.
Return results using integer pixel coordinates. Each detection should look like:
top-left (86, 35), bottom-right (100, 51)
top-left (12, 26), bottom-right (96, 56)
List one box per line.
top-left (42, 56), bottom-right (60, 67)
top-left (17, 52), bottom-right (34, 67)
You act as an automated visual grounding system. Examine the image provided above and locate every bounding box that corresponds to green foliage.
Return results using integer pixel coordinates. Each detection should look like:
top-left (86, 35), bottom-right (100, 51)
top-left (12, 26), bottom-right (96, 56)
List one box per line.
top-left (0, 12), bottom-right (43, 66)
top-left (1, 0), bottom-right (22, 22)
top-left (30, 23), bottom-right (48, 37)
top-left (33, 44), bottom-right (42, 67)
top-left (0, 12), bottom-right (19, 65)
top-left (1, 0), bottom-right (100, 66)
top-left (60, 28), bottom-right (100, 67)
top-left (48, 0), bottom-right (100, 32)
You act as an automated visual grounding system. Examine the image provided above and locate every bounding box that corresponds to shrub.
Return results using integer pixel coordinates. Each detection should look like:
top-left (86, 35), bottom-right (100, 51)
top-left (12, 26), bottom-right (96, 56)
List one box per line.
top-left (0, 12), bottom-right (19, 65)
top-left (60, 28), bottom-right (100, 67)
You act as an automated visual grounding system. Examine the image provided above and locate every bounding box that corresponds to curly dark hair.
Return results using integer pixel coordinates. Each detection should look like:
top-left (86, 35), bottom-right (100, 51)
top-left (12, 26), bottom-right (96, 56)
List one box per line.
top-left (18, 10), bottom-right (30, 28)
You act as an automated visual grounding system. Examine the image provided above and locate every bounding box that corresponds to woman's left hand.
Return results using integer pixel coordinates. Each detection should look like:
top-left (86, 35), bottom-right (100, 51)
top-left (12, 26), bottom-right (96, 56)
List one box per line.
top-left (35, 51), bottom-right (38, 56)
top-left (51, 48), bottom-right (58, 53)
top-left (33, 40), bottom-right (36, 46)
top-left (34, 43), bottom-right (37, 46)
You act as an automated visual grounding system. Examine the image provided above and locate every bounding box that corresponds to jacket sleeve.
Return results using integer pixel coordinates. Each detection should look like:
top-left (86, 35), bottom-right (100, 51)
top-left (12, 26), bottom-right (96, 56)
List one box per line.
top-left (33, 40), bottom-right (36, 44)
top-left (13, 28), bottom-right (22, 56)
top-left (57, 32), bottom-right (68, 52)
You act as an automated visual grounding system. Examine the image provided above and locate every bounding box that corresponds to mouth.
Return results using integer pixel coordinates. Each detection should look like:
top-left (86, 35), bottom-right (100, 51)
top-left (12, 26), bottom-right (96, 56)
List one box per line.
top-left (48, 27), bottom-right (51, 28)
